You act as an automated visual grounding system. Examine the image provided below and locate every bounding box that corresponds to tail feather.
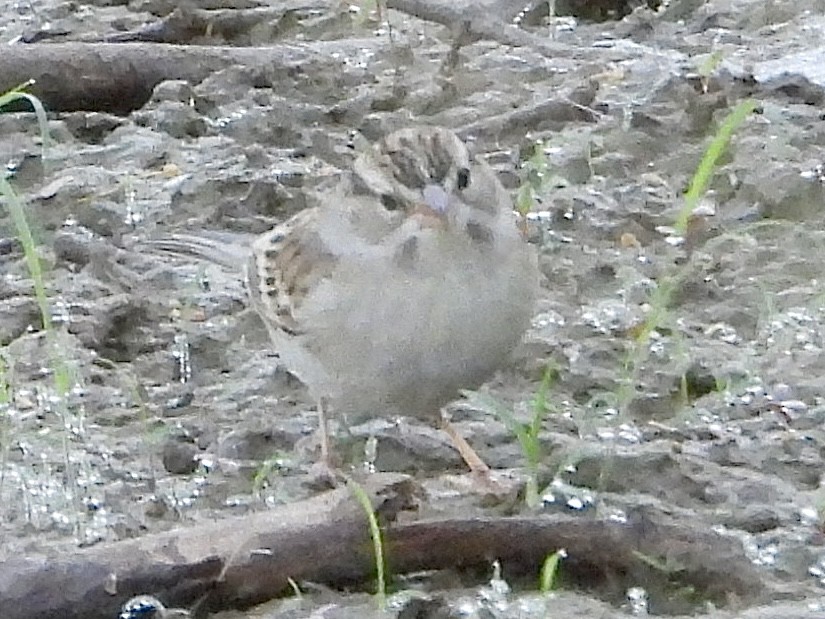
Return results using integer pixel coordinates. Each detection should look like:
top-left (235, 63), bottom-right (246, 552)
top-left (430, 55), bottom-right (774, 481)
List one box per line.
top-left (141, 232), bottom-right (253, 272)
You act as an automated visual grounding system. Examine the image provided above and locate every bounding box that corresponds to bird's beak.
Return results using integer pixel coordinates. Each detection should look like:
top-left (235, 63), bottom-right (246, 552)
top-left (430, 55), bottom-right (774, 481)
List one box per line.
top-left (412, 184), bottom-right (450, 228)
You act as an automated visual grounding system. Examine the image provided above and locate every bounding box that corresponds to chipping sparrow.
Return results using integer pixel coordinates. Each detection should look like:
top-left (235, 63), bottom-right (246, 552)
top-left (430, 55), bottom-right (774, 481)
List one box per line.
top-left (153, 127), bottom-right (538, 474)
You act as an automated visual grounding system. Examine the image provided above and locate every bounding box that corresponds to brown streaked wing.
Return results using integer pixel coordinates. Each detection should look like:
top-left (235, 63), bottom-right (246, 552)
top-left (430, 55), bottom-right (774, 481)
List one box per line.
top-left (247, 208), bottom-right (338, 336)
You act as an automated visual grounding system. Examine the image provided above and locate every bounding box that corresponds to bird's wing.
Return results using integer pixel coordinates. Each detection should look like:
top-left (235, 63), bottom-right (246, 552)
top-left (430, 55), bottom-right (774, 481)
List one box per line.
top-left (247, 207), bottom-right (339, 337)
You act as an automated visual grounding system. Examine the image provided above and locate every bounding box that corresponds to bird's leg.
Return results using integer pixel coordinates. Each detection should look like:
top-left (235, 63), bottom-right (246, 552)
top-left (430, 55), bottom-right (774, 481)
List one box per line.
top-left (440, 412), bottom-right (490, 474)
top-left (441, 413), bottom-right (512, 494)
top-left (307, 396), bottom-right (341, 488)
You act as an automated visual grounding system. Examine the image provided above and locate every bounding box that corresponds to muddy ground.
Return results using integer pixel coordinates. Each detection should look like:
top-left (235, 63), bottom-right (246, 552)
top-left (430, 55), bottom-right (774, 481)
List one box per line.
top-left (2, 0), bottom-right (825, 617)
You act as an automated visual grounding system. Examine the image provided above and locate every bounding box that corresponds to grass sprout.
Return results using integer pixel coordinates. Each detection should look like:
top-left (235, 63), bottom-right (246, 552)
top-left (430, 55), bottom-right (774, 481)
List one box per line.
top-left (0, 88), bottom-right (93, 536)
top-left (695, 51), bottom-right (723, 94)
top-left (620, 100), bottom-right (757, 410)
top-left (516, 140), bottom-right (549, 216)
top-left (463, 366), bottom-right (556, 508)
top-left (251, 453), bottom-right (290, 498)
top-left (539, 548), bottom-right (567, 593)
top-left (346, 476), bottom-right (387, 607)
top-left (0, 88), bottom-right (62, 385)
top-left (286, 577), bottom-right (303, 598)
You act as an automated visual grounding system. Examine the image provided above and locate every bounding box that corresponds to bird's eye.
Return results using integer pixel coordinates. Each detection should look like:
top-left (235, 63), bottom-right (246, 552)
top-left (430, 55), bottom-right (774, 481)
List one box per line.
top-left (457, 167), bottom-right (470, 191)
top-left (381, 194), bottom-right (403, 211)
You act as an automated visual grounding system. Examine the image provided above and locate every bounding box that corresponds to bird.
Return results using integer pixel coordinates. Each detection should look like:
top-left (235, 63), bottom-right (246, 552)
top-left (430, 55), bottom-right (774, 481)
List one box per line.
top-left (149, 127), bottom-right (538, 477)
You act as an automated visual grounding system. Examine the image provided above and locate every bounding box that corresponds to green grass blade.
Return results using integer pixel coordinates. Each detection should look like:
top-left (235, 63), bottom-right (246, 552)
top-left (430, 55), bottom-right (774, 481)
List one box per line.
top-left (539, 548), bottom-right (566, 593)
top-left (346, 478), bottom-right (387, 608)
top-left (0, 177), bottom-right (52, 331)
top-left (676, 99), bottom-right (757, 232)
top-left (0, 87), bottom-right (52, 158)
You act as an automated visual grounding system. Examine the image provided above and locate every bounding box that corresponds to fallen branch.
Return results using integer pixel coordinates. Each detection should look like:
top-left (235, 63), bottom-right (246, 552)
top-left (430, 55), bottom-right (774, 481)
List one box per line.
top-left (0, 42), bottom-right (323, 114)
top-left (0, 473), bottom-right (415, 619)
top-left (0, 469), bottom-right (777, 619)
top-left (385, 0), bottom-right (573, 57)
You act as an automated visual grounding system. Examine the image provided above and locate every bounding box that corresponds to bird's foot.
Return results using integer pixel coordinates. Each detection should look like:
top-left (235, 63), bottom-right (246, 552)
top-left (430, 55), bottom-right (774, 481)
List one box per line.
top-left (304, 458), bottom-right (345, 490)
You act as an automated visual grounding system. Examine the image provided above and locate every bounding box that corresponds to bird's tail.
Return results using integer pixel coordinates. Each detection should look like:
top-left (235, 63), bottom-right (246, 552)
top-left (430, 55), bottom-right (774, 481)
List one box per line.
top-left (140, 232), bottom-right (253, 272)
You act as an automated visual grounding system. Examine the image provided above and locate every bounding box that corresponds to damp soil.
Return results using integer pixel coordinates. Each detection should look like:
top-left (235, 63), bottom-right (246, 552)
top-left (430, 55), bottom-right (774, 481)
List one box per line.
top-left (2, 0), bottom-right (825, 617)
